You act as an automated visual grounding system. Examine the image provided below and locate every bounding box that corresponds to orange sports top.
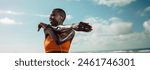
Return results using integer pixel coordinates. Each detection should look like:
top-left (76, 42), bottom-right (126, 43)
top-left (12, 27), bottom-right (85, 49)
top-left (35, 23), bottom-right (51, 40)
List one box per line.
top-left (44, 35), bottom-right (71, 53)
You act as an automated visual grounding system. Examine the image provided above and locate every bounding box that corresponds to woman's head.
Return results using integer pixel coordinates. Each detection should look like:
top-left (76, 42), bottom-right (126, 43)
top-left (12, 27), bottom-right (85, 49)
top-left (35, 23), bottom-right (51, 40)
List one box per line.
top-left (49, 8), bottom-right (66, 26)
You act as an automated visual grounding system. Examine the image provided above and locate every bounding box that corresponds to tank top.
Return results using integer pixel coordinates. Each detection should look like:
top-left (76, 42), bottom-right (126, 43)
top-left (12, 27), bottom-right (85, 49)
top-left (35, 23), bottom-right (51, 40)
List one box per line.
top-left (44, 35), bottom-right (71, 53)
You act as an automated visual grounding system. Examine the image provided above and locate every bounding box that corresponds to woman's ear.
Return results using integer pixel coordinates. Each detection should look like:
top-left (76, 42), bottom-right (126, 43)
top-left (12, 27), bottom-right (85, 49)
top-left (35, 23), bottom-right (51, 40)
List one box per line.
top-left (60, 16), bottom-right (63, 20)
top-left (60, 16), bottom-right (64, 23)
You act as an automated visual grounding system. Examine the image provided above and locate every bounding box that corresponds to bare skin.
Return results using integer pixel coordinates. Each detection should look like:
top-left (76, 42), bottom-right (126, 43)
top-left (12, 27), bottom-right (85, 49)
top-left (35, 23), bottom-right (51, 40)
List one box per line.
top-left (38, 8), bottom-right (92, 52)
top-left (38, 22), bottom-right (75, 44)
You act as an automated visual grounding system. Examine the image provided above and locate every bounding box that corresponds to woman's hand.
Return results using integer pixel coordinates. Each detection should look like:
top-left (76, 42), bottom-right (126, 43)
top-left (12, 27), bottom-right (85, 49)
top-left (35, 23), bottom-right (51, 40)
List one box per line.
top-left (73, 22), bottom-right (92, 32)
top-left (38, 22), bottom-right (48, 31)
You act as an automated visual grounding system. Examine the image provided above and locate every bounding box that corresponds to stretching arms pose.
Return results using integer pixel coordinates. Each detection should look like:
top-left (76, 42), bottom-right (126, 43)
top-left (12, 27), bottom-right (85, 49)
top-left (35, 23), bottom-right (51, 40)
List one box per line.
top-left (38, 8), bottom-right (92, 53)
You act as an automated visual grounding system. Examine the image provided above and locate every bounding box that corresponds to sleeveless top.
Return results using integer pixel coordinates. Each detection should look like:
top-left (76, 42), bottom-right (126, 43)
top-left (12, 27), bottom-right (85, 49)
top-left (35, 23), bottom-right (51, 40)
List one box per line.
top-left (44, 35), bottom-right (71, 53)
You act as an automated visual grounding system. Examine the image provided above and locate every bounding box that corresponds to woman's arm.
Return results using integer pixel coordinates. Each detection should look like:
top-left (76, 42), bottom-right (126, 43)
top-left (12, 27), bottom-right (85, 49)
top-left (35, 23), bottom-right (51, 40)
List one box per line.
top-left (38, 22), bottom-right (75, 44)
top-left (51, 22), bottom-right (92, 32)
top-left (51, 24), bottom-right (77, 32)
top-left (38, 21), bottom-right (92, 44)
top-left (44, 26), bottom-right (75, 45)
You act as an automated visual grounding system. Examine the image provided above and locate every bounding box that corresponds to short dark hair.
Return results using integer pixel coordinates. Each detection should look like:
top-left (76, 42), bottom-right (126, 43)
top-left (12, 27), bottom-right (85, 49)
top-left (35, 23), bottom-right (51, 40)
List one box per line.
top-left (52, 8), bottom-right (66, 22)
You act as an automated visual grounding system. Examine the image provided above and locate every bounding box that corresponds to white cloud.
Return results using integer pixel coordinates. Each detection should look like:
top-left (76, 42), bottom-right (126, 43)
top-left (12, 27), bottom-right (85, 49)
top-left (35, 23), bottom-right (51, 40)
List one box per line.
top-left (144, 6), bottom-right (150, 12)
top-left (143, 19), bottom-right (150, 33)
top-left (0, 10), bottom-right (24, 15)
top-left (93, 0), bottom-right (135, 7)
top-left (70, 17), bottom-right (150, 52)
top-left (137, 6), bottom-right (150, 16)
top-left (84, 17), bottom-right (132, 35)
top-left (109, 17), bottom-right (132, 35)
top-left (0, 17), bottom-right (22, 24)
top-left (66, 14), bottom-right (73, 20)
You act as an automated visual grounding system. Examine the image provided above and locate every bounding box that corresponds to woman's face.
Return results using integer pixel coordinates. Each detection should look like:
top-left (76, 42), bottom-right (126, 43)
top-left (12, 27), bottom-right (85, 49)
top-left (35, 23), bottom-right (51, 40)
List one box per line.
top-left (49, 11), bottom-right (62, 26)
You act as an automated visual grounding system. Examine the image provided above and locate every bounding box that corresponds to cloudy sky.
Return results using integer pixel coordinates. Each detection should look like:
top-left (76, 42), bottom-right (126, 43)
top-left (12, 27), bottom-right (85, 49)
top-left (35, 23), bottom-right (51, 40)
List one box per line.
top-left (0, 0), bottom-right (150, 53)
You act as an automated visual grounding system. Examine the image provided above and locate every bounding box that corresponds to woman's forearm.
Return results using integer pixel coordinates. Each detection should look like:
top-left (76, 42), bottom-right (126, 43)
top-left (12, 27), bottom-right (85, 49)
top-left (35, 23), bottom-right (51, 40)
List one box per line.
top-left (51, 25), bottom-right (72, 32)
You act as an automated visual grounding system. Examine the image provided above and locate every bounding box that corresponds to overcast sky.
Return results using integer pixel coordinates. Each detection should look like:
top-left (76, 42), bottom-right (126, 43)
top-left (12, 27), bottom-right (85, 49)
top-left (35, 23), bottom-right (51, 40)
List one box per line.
top-left (0, 0), bottom-right (150, 53)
